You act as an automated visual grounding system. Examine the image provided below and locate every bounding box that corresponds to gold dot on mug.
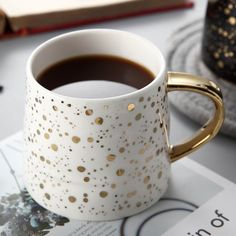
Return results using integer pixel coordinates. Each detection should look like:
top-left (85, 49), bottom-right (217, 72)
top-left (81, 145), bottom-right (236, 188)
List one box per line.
top-left (107, 154), bottom-right (116, 161)
top-left (85, 109), bottom-right (93, 116)
top-left (95, 117), bottom-right (103, 125)
top-left (51, 144), bottom-right (58, 151)
top-left (45, 193), bottom-right (51, 200)
top-left (77, 166), bottom-right (86, 172)
top-left (136, 202), bottom-right (142, 207)
top-left (119, 147), bottom-right (125, 153)
top-left (127, 191), bottom-right (136, 198)
top-left (143, 176), bottom-right (150, 184)
top-left (72, 136), bottom-right (81, 143)
top-left (36, 129), bottom-right (40, 135)
top-left (127, 103), bottom-right (135, 111)
top-left (44, 133), bottom-right (50, 139)
top-left (111, 183), bottom-right (116, 189)
top-left (42, 115), bottom-right (47, 121)
top-left (52, 105), bottom-right (58, 111)
top-left (48, 128), bottom-right (53, 133)
top-left (83, 198), bottom-right (88, 203)
top-left (46, 160), bottom-right (51, 165)
top-left (139, 97), bottom-right (144, 102)
top-left (139, 148), bottom-right (145, 155)
top-left (39, 183), bottom-right (44, 189)
top-left (99, 191), bottom-right (108, 198)
top-left (84, 177), bottom-right (90, 182)
top-left (68, 196), bottom-right (76, 203)
top-left (40, 156), bottom-right (45, 162)
top-left (135, 113), bottom-right (142, 121)
top-left (87, 137), bottom-right (94, 143)
top-left (116, 169), bottom-right (125, 176)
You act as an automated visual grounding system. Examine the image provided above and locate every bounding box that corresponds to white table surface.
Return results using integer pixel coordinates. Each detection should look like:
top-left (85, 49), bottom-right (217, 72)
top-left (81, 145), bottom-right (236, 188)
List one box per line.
top-left (1, 0), bottom-right (236, 183)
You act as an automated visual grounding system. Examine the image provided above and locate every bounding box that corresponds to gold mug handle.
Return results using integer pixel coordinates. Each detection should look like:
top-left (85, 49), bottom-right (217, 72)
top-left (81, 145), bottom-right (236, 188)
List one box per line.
top-left (167, 72), bottom-right (224, 162)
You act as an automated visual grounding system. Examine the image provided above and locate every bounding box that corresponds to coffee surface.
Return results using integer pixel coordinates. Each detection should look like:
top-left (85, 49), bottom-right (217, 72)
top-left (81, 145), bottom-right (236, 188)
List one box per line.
top-left (37, 55), bottom-right (155, 90)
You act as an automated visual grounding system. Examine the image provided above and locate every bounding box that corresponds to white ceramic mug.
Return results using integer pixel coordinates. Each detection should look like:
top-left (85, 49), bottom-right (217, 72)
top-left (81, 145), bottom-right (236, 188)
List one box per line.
top-left (24, 29), bottom-right (224, 221)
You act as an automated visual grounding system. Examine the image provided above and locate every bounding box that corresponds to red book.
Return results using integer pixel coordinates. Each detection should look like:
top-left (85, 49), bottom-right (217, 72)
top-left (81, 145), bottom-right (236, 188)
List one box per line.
top-left (0, 0), bottom-right (193, 39)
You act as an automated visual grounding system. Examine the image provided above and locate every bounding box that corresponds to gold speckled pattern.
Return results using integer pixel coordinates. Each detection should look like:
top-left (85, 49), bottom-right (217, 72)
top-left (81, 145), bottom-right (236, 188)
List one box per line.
top-left (202, 0), bottom-right (236, 82)
top-left (24, 72), bottom-right (170, 221)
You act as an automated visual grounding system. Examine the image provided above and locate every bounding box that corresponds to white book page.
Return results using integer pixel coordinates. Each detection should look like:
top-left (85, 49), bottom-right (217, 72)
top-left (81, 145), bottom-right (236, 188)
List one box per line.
top-left (0, 0), bottom-right (135, 16)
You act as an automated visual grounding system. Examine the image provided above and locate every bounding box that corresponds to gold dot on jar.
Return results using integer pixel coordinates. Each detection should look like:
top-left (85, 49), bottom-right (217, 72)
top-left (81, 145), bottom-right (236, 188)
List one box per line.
top-left (83, 193), bottom-right (88, 197)
top-left (143, 176), bottom-right (150, 184)
top-left (52, 105), bottom-right (58, 111)
top-left (84, 177), bottom-right (90, 182)
top-left (40, 156), bottom-right (45, 161)
top-left (223, 31), bottom-right (228, 37)
top-left (37, 129), bottom-right (40, 135)
top-left (87, 137), bottom-right (94, 143)
top-left (48, 128), bottom-right (52, 133)
top-left (224, 8), bottom-right (230, 14)
top-left (158, 171), bottom-right (162, 179)
top-left (72, 136), bottom-right (81, 143)
top-left (45, 193), bottom-right (51, 200)
top-left (229, 17), bottom-right (236, 25)
top-left (42, 115), bottom-right (47, 121)
top-left (44, 133), bottom-right (50, 139)
top-left (51, 144), bottom-right (58, 151)
top-left (116, 169), bottom-right (125, 176)
top-left (99, 191), bottom-right (108, 198)
top-left (39, 183), bottom-right (44, 189)
top-left (107, 154), bottom-right (116, 161)
top-left (83, 198), bottom-right (88, 203)
top-left (135, 113), bottom-right (142, 121)
top-left (68, 196), bottom-right (76, 203)
top-left (85, 109), bottom-right (93, 116)
top-left (111, 183), bottom-right (116, 189)
top-left (127, 103), bottom-right (135, 111)
top-left (217, 60), bottom-right (224, 68)
top-left (65, 132), bottom-right (68, 136)
top-left (214, 52), bottom-right (220, 59)
top-left (77, 166), bottom-right (86, 172)
top-left (95, 117), bottom-right (103, 125)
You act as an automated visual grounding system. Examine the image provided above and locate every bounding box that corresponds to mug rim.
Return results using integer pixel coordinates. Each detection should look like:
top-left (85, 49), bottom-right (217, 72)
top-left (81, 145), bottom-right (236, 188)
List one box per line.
top-left (26, 29), bottom-right (166, 102)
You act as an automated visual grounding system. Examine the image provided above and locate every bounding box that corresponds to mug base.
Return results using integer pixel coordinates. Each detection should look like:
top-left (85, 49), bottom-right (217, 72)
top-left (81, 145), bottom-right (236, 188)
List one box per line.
top-left (25, 183), bottom-right (168, 221)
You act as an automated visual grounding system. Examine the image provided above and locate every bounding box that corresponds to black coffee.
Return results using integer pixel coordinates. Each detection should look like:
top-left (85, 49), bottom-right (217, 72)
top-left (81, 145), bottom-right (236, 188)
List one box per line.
top-left (37, 55), bottom-right (155, 90)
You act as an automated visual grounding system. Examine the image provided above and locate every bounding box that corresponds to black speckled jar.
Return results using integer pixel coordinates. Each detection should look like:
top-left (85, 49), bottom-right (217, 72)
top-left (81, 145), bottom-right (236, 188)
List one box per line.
top-left (202, 0), bottom-right (236, 83)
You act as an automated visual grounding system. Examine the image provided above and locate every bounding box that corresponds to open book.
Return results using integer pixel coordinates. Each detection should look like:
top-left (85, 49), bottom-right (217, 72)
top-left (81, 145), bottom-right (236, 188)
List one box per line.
top-left (0, 0), bottom-right (193, 37)
top-left (0, 132), bottom-right (235, 235)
